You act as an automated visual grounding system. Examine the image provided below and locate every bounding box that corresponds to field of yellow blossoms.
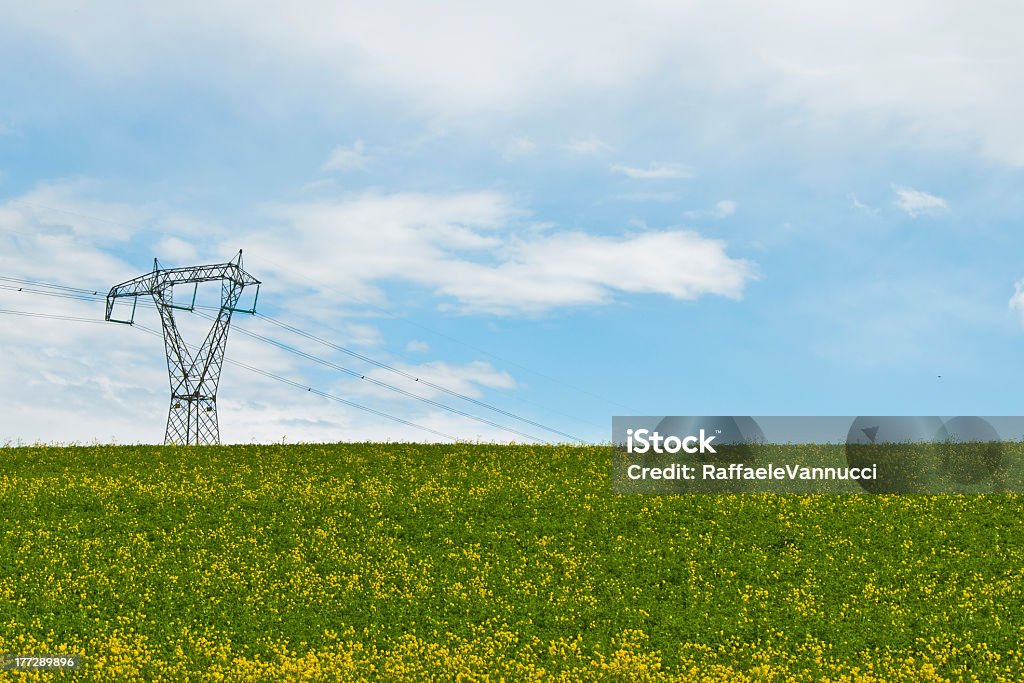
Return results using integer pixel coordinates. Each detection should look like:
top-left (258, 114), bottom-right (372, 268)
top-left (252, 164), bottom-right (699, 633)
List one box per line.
top-left (1, 443), bottom-right (1023, 681)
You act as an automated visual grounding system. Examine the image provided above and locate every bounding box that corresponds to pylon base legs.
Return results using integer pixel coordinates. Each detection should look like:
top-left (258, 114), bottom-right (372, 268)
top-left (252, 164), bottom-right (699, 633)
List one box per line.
top-left (165, 396), bottom-right (219, 445)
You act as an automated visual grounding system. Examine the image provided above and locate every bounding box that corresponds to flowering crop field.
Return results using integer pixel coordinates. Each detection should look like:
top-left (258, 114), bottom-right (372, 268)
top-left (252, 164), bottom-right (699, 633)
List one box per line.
top-left (2, 443), bottom-right (1023, 681)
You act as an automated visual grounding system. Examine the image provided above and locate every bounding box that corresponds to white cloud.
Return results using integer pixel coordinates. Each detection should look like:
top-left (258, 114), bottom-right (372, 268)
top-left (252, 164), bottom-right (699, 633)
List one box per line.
top-left (435, 230), bottom-right (753, 314)
top-left (712, 200), bottom-right (736, 217)
top-left (849, 193), bottom-right (878, 215)
top-left (3, 180), bottom-right (148, 243)
top-left (243, 191), bottom-right (512, 304)
top-left (244, 190), bottom-right (754, 315)
top-left (406, 339), bottom-right (430, 353)
top-left (322, 140), bottom-right (369, 171)
top-left (155, 235), bottom-right (197, 262)
top-left (8, 2), bottom-right (1024, 164)
top-left (893, 185), bottom-right (948, 217)
top-left (0, 184), bottom-right (145, 290)
top-left (344, 323), bottom-right (382, 346)
top-left (0, 319), bottom-right (169, 445)
top-left (0, 190), bottom-right (167, 444)
top-left (610, 163), bottom-right (693, 180)
top-left (499, 136), bottom-right (537, 159)
top-left (564, 136), bottom-right (610, 155)
top-left (154, 214), bottom-right (229, 240)
top-left (684, 199), bottom-right (737, 220)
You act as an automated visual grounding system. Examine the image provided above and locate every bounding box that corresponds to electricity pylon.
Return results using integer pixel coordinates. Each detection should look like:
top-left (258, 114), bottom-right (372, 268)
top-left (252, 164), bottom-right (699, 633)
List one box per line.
top-left (105, 251), bottom-right (260, 445)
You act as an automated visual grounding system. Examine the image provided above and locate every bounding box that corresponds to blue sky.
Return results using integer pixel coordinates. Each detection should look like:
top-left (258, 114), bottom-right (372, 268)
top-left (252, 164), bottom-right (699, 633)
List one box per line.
top-left (2, 2), bottom-right (1024, 444)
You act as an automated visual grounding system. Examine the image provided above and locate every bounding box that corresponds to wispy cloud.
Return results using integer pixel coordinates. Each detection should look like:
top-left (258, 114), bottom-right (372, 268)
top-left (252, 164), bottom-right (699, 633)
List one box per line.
top-left (344, 323), bottom-right (382, 346)
top-left (242, 190), bottom-right (753, 315)
top-left (893, 185), bottom-right (948, 217)
top-left (431, 230), bottom-right (754, 314)
top-left (406, 339), bottom-right (430, 353)
top-left (499, 136), bottom-right (537, 159)
top-left (613, 191), bottom-right (680, 203)
top-left (684, 199), bottom-right (736, 220)
top-left (564, 136), bottom-right (610, 155)
top-left (610, 163), bottom-right (692, 180)
top-left (849, 193), bottom-right (878, 215)
top-left (155, 235), bottom-right (198, 262)
top-left (322, 140), bottom-right (369, 172)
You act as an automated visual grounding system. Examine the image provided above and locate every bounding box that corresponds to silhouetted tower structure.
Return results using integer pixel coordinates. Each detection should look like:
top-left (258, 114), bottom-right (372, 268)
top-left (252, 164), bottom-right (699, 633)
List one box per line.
top-left (105, 251), bottom-right (260, 445)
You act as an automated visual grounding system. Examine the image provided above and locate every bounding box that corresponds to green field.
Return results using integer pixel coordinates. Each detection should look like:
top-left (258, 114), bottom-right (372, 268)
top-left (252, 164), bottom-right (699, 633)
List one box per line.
top-left (2, 443), bottom-right (1023, 681)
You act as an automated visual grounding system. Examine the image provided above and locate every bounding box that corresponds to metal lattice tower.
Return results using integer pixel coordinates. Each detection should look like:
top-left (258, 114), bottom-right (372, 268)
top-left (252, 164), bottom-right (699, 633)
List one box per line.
top-left (105, 251), bottom-right (261, 445)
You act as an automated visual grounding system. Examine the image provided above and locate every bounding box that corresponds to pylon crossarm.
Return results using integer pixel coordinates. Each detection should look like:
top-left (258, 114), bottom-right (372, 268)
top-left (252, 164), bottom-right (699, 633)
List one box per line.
top-left (107, 272), bottom-right (158, 299)
top-left (105, 272), bottom-right (157, 321)
top-left (105, 256), bottom-right (261, 321)
top-left (155, 263), bottom-right (259, 288)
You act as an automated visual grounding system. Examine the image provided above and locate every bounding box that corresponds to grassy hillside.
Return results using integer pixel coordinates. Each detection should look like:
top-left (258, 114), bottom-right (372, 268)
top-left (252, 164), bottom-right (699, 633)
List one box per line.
top-left (1, 443), bottom-right (1023, 681)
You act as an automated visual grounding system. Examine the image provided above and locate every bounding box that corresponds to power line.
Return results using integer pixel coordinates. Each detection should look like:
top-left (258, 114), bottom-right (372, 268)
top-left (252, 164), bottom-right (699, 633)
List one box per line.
top-left (2, 276), bottom-right (585, 444)
top-left (131, 323), bottom-right (460, 443)
top-left (0, 283), bottom-right (105, 304)
top-left (0, 286), bottom-right (562, 443)
top-left (0, 275), bottom-right (102, 296)
top-left (0, 305), bottom-right (461, 443)
top-left (0, 279), bottom-right (218, 312)
top-left (1, 271), bottom-right (610, 429)
top-left (0, 276), bottom-right (589, 443)
top-left (251, 313), bottom-right (587, 443)
top-left (196, 311), bottom-right (553, 444)
top-left (257, 255), bottom-right (628, 412)
top-left (0, 308), bottom-right (108, 325)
